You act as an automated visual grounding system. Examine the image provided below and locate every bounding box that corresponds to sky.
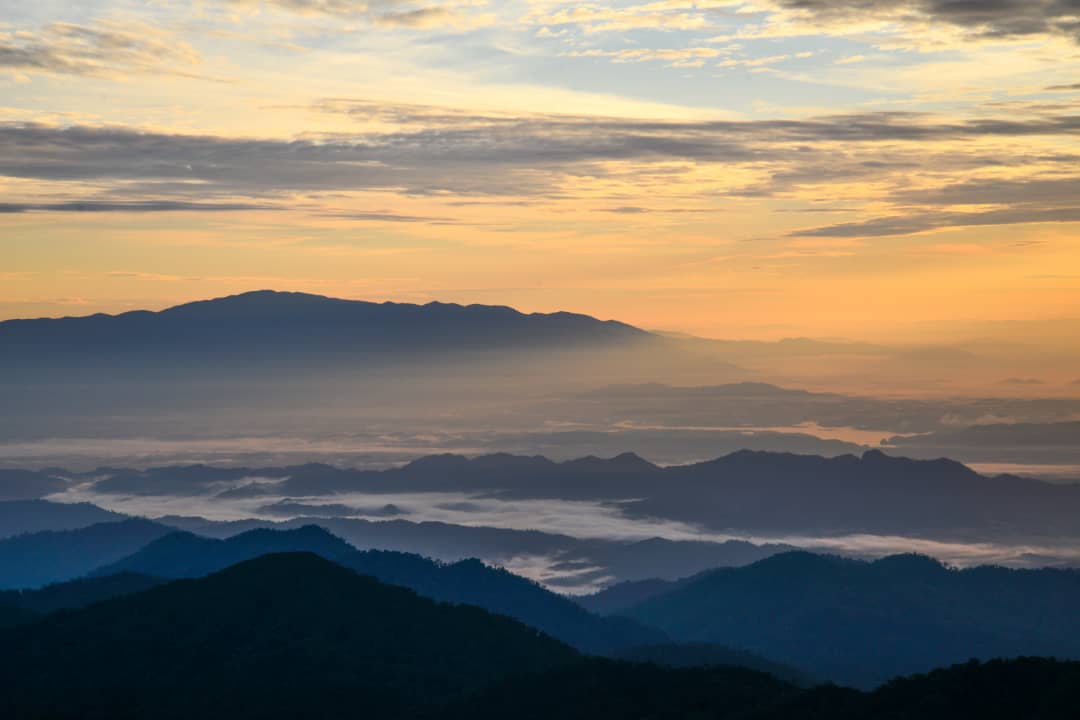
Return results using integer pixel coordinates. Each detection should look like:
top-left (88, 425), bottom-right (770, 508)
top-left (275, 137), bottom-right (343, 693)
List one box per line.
top-left (3, 0), bottom-right (1080, 342)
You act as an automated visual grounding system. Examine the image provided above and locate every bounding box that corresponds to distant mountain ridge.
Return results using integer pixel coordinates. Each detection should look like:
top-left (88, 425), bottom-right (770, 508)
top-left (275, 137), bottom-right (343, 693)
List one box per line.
top-left (620, 550), bottom-right (1080, 688)
top-left (0, 499), bottom-right (792, 591)
top-left (0, 500), bottom-right (123, 539)
top-left (0, 290), bottom-right (650, 375)
top-left (53, 447), bottom-right (1080, 543)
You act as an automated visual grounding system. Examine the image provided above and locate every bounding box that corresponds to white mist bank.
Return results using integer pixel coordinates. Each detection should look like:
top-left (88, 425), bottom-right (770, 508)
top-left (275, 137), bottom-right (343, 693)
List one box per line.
top-left (48, 483), bottom-right (1080, 592)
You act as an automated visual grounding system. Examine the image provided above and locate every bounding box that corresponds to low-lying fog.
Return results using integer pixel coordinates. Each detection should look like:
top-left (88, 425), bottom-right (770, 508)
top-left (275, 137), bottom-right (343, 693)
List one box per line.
top-left (47, 471), bottom-right (1080, 593)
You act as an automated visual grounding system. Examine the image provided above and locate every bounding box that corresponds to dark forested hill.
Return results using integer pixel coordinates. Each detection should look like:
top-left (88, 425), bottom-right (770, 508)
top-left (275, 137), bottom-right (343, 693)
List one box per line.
top-left (436, 657), bottom-right (1080, 720)
top-left (2, 552), bottom-right (1078, 719)
top-left (623, 551), bottom-right (1080, 687)
top-left (0, 572), bottom-right (165, 615)
top-left (95, 527), bottom-right (664, 655)
top-left (0, 552), bottom-right (580, 719)
top-left (435, 658), bottom-right (799, 720)
top-left (340, 549), bottom-right (665, 654)
top-left (0, 601), bottom-right (36, 629)
top-left (609, 643), bottom-right (814, 686)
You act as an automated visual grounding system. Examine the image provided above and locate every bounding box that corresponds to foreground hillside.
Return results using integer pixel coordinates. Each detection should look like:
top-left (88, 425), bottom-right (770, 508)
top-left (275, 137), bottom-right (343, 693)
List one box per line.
top-left (1, 552), bottom-right (1078, 719)
top-left (0, 553), bottom-right (579, 719)
top-left (6, 520), bottom-right (1080, 686)
top-left (441, 657), bottom-right (1080, 720)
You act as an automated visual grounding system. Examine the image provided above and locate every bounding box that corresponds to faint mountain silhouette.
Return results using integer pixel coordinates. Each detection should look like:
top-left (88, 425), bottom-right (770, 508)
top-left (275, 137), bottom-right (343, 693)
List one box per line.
top-left (0, 290), bottom-right (650, 377)
top-left (0, 499), bottom-right (123, 539)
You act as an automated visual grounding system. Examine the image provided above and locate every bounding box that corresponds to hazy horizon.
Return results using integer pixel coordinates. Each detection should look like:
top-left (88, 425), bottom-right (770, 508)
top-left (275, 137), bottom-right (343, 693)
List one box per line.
top-left (4, 5), bottom-right (1080, 712)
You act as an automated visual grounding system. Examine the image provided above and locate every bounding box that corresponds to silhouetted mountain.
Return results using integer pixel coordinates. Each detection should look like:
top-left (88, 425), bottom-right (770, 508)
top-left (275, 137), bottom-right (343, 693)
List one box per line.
top-left (886, 420), bottom-right (1080, 466)
top-left (0, 499), bottom-right (786, 591)
top-left (92, 464), bottom-right (281, 496)
top-left (0, 518), bottom-right (174, 589)
top-left (619, 449), bottom-right (1080, 542)
top-left (96, 525), bottom-right (662, 654)
top-left (576, 578), bottom-right (681, 615)
top-left (439, 657), bottom-right (1080, 720)
top-left (0, 499), bottom-right (124, 539)
top-left (753, 658), bottom-right (1080, 720)
top-left (0, 291), bottom-right (649, 379)
top-left (0, 572), bottom-right (164, 614)
top-left (78, 448), bottom-right (1080, 544)
top-left (623, 551), bottom-right (1080, 687)
top-left (299, 516), bottom-right (789, 590)
top-left (93, 524), bottom-right (355, 578)
top-left (609, 643), bottom-right (814, 686)
top-left (437, 658), bottom-right (798, 720)
top-left (0, 469), bottom-right (68, 500)
top-left (270, 452), bottom-right (665, 499)
top-left (339, 550), bottom-right (665, 654)
top-left (0, 602), bottom-right (36, 629)
top-left (0, 552), bottom-right (580, 719)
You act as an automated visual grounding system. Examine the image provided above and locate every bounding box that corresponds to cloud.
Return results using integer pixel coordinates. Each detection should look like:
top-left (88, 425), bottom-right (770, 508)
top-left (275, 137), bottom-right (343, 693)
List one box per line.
top-left (228, 0), bottom-right (492, 29)
top-left (761, 0), bottom-right (1080, 44)
top-left (897, 176), bottom-right (1080, 207)
top-left (999, 377), bottom-right (1046, 385)
top-left (258, 499), bottom-right (408, 517)
top-left (793, 207), bottom-right (1080, 237)
top-left (568, 47), bottom-right (725, 65)
top-left (322, 210), bottom-right (458, 223)
top-left (794, 175), bottom-right (1080, 236)
top-left (525, 3), bottom-right (716, 33)
top-left (3, 103), bottom-right (1080, 224)
top-left (0, 200), bottom-right (272, 213)
top-left (0, 21), bottom-right (200, 78)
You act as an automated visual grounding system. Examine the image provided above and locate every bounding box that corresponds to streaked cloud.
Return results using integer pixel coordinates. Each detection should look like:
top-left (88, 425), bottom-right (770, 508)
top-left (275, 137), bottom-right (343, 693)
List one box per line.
top-left (764, 0), bottom-right (1080, 43)
top-left (0, 21), bottom-right (200, 78)
top-left (0, 200), bottom-right (272, 213)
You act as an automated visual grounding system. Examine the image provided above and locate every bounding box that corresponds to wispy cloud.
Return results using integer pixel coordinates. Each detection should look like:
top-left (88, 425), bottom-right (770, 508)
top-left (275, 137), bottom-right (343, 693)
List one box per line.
top-left (3, 101), bottom-right (1080, 241)
top-left (0, 21), bottom-right (201, 78)
top-left (226, 0), bottom-right (494, 29)
top-left (0, 200), bottom-right (272, 213)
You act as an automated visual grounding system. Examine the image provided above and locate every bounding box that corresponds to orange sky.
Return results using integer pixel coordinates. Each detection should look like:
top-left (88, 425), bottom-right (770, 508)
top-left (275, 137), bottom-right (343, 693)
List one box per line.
top-left (2, 0), bottom-right (1079, 344)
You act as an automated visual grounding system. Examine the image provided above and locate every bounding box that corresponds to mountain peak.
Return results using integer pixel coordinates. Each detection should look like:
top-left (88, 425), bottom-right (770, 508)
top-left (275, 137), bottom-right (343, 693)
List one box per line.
top-left (2, 291), bottom-right (649, 370)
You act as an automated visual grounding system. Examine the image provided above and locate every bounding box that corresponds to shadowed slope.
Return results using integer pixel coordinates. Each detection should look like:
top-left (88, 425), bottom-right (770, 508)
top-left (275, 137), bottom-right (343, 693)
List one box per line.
top-left (0, 518), bottom-right (174, 589)
top-left (0, 572), bottom-right (165, 615)
top-left (340, 549), bottom-right (666, 654)
top-left (0, 552), bottom-right (580, 719)
top-left (91, 524), bottom-right (355, 578)
top-left (624, 551), bottom-right (1080, 687)
top-left (95, 527), bottom-right (665, 655)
